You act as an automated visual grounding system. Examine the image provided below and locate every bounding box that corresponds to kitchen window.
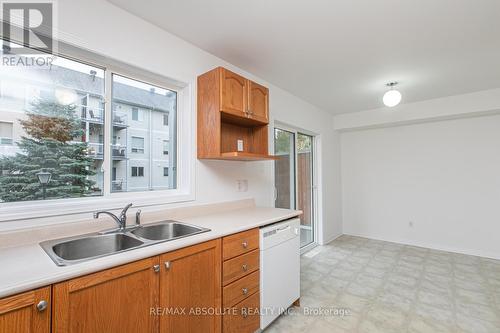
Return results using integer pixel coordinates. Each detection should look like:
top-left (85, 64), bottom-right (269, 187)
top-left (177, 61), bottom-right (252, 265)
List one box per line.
top-left (0, 39), bottom-right (193, 222)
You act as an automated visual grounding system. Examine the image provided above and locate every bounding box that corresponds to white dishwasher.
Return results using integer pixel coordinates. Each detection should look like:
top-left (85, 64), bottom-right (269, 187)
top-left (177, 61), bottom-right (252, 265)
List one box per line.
top-left (260, 217), bottom-right (300, 330)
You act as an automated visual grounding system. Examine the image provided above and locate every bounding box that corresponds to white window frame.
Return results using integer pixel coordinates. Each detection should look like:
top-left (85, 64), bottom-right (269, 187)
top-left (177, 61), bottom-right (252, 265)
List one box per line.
top-left (0, 41), bottom-right (195, 224)
top-left (131, 136), bottom-right (145, 154)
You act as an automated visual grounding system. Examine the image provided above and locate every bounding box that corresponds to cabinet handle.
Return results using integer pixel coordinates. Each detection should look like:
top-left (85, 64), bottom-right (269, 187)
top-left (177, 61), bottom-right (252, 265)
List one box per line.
top-left (241, 241), bottom-right (248, 249)
top-left (164, 261), bottom-right (171, 270)
top-left (153, 264), bottom-right (160, 273)
top-left (242, 264), bottom-right (248, 272)
top-left (36, 300), bottom-right (48, 312)
top-left (242, 288), bottom-right (248, 295)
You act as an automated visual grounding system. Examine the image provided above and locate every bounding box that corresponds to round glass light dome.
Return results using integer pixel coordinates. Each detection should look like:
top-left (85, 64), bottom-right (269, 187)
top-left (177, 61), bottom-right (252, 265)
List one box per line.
top-left (383, 89), bottom-right (402, 107)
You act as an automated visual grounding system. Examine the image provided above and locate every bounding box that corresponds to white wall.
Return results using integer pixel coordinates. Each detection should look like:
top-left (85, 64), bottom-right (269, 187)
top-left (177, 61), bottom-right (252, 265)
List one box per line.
top-left (340, 107), bottom-right (500, 259)
top-left (6, 0), bottom-right (342, 242)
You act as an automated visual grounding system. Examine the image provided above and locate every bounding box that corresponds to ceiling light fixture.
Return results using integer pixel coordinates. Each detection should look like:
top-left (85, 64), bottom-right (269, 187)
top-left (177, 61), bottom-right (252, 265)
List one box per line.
top-left (383, 82), bottom-right (402, 107)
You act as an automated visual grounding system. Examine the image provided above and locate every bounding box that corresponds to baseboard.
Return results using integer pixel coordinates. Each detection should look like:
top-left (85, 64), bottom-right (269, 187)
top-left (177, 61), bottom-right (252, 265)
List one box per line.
top-left (343, 232), bottom-right (500, 261)
top-left (320, 232), bottom-right (343, 246)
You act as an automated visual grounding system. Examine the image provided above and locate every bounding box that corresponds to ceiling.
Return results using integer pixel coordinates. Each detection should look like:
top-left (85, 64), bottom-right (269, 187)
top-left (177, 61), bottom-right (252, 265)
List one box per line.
top-left (107, 0), bottom-right (500, 114)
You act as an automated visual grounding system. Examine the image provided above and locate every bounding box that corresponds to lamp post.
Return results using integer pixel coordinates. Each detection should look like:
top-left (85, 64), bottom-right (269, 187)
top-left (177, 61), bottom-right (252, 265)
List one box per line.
top-left (36, 170), bottom-right (52, 200)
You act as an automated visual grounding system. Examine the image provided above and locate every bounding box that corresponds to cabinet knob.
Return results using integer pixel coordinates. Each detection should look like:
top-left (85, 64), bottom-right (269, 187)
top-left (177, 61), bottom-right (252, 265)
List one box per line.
top-left (242, 288), bottom-right (248, 295)
top-left (241, 241), bottom-right (248, 249)
top-left (164, 261), bottom-right (171, 270)
top-left (242, 264), bottom-right (248, 272)
top-left (153, 264), bottom-right (161, 273)
top-left (242, 311), bottom-right (248, 318)
top-left (36, 300), bottom-right (48, 312)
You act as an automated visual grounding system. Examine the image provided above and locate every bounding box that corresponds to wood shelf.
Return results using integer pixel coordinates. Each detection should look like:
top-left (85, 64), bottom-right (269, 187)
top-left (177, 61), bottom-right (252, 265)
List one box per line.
top-left (218, 152), bottom-right (278, 161)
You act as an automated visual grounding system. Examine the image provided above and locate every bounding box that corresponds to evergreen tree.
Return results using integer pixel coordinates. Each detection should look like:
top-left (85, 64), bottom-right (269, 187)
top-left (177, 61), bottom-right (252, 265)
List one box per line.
top-left (0, 98), bottom-right (96, 202)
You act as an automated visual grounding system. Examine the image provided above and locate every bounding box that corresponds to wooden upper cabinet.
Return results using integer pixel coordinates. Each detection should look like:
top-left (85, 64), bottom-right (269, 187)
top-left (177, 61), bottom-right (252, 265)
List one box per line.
top-left (0, 287), bottom-right (51, 333)
top-left (220, 68), bottom-right (247, 118)
top-left (159, 239), bottom-right (222, 333)
top-left (217, 67), bottom-right (268, 125)
top-left (248, 80), bottom-right (269, 123)
top-left (198, 67), bottom-right (274, 161)
top-left (52, 257), bottom-right (160, 333)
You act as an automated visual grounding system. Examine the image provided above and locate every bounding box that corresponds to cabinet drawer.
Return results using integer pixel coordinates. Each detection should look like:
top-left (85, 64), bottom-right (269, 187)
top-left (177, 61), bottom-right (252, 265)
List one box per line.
top-left (223, 249), bottom-right (259, 286)
top-left (223, 292), bottom-right (260, 333)
top-left (223, 270), bottom-right (259, 307)
top-left (223, 228), bottom-right (259, 261)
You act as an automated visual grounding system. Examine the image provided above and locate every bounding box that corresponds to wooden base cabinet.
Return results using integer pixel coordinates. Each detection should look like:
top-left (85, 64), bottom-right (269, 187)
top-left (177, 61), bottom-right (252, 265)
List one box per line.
top-left (159, 239), bottom-right (222, 333)
top-left (52, 257), bottom-right (160, 333)
top-left (51, 240), bottom-right (222, 333)
top-left (221, 229), bottom-right (260, 333)
top-left (0, 287), bottom-right (51, 333)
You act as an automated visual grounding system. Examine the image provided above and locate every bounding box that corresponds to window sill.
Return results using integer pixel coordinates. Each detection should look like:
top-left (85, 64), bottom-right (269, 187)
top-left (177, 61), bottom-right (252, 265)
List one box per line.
top-left (0, 190), bottom-right (195, 223)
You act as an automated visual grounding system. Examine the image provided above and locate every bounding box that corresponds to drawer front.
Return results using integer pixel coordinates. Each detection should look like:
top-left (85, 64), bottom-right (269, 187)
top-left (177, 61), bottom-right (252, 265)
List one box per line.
top-left (223, 270), bottom-right (259, 307)
top-left (223, 228), bottom-right (259, 261)
top-left (223, 249), bottom-right (259, 286)
top-left (223, 292), bottom-right (260, 333)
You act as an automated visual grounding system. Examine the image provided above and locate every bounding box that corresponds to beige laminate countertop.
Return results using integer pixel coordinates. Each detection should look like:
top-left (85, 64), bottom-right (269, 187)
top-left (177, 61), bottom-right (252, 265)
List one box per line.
top-left (0, 206), bottom-right (300, 298)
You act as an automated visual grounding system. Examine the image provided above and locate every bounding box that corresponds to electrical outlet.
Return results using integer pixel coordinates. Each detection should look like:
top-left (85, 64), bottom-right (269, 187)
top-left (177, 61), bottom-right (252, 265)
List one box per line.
top-left (237, 140), bottom-right (244, 152)
top-left (237, 179), bottom-right (248, 192)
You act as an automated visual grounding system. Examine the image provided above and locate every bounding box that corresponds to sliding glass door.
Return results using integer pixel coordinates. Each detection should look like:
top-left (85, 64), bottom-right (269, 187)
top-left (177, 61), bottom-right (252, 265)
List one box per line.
top-left (274, 127), bottom-right (315, 248)
top-left (296, 133), bottom-right (314, 247)
top-left (274, 129), bottom-right (295, 209)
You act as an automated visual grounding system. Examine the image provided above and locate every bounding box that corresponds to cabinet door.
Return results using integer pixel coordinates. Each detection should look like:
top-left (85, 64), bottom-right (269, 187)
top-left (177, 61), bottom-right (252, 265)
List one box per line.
top-left (220, 68), bottom-right (248, 117)
top-left (53, 257), bottom-right (160, 333)
top-left (159, 239), bottom-right (221, 333)
top-left (0, 287), bottom-right (50, 333)
top-left (248, 80), bottom-right (269, 124)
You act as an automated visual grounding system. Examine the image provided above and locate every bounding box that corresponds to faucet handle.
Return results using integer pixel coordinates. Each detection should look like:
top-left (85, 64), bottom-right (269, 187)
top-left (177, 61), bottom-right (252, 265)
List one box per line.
top-left (135, 209), bottom-right (141, 226)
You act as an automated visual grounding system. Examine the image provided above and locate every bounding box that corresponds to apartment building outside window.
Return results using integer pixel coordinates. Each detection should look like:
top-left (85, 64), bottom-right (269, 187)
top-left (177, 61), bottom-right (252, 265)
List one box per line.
top-left (131, 136), bottom-right (145, 154)
top-left (0, 122), bottom-right (13, 145)
top-left (0, 40), bottom-right (180, 210)
top-left (163, 140), bottom-right (169, 155)
top-left (131, 166), bottom-right (144, 177)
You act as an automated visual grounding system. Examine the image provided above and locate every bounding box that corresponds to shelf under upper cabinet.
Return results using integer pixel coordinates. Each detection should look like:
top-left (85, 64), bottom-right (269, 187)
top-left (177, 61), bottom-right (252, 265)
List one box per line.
top-left (217, 152), bottom-right (277, 161)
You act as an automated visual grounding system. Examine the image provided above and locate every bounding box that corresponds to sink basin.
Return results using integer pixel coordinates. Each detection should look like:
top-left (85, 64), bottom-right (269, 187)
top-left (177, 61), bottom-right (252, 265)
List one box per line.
top-left (40, 220), bottom-right (210, 266)
top-left (52, 233), bottom-right (143, 261)
top-left (131, 222), bottom-right (208, 241)
top-left (41, 233), bottom-right (144, 265)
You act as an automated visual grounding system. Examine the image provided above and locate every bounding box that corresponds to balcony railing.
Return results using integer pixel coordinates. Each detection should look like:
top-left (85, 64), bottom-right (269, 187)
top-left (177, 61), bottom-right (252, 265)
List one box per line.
top-left (113, 112), bottom-right (128, 127)
top-left (111, 144), bottom-right (127, 159)
top-left (112, 179), bottom-right (126, 192)
top-left (80, 106), bottom-right (104, 123)
top-left (87, 142), bottom-right (104, 159)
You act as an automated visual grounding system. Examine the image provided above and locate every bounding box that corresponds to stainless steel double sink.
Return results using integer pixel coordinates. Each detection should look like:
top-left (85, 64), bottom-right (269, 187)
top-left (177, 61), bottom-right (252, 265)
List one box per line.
top-left (40, 221), bottom-right (210, 266)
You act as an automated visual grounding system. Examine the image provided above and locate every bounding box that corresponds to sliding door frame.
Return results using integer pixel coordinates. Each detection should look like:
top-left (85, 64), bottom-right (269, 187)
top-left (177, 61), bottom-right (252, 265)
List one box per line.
top-left (273, 122), bottom-right (319, 253)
